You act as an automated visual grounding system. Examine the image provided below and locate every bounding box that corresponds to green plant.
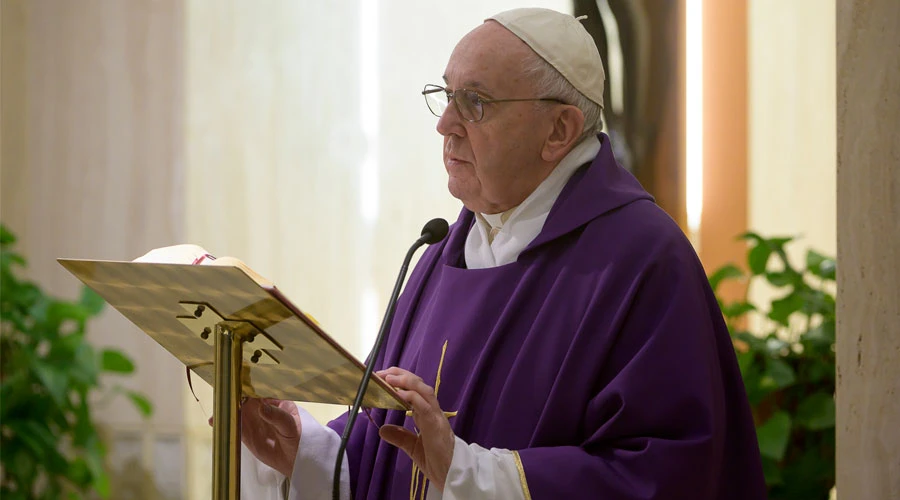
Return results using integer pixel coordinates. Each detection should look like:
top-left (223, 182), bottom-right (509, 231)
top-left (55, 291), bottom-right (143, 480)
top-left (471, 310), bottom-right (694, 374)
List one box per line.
top-left (0, 224), bottom-right (153, 500)
top-left (709, 232), bottom-right (835, 500)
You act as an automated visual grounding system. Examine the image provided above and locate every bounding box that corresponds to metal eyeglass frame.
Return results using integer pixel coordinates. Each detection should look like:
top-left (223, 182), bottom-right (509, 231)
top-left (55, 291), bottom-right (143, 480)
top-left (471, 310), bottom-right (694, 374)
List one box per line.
top-left (422, 84), bottom-right (566, 122)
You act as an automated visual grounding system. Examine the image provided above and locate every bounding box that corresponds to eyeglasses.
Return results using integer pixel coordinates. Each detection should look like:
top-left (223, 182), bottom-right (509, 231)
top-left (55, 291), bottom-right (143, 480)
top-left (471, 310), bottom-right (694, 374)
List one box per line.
top-left (422, 84), bottom-right (566, 123)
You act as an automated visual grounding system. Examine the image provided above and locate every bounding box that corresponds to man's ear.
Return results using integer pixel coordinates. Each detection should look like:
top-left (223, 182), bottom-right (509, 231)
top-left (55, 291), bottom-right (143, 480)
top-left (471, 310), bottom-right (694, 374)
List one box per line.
top-left (541, 106), bottom-right (585, 162)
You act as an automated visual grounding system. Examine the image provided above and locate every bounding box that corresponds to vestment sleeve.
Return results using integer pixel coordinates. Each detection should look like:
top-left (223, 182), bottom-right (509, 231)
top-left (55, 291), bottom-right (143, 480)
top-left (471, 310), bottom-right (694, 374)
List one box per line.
top-left (515, 254), bottom-right (759, 499)
top-left (287, 407), bottom-right (350, 500)
top-left (240, 443), bottom-right (287, 500)
top-left (441, 437), bottom-right (527, 500)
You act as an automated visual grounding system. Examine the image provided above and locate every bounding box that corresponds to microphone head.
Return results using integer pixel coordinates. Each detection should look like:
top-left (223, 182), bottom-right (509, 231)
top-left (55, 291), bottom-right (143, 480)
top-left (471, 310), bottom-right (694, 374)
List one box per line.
top-left (420, 218), bottom-right (449, 244)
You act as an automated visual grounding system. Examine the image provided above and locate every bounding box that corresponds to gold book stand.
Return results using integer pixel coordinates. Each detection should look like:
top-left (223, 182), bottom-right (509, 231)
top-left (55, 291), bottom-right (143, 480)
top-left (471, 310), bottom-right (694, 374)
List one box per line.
top-left (59, 259), bottom-right (408, 499)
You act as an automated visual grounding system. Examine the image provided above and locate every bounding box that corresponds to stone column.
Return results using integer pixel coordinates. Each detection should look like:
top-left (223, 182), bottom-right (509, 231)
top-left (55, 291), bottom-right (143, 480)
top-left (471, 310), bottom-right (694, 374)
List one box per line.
top-left (836, 1), bottom-right (900, 498)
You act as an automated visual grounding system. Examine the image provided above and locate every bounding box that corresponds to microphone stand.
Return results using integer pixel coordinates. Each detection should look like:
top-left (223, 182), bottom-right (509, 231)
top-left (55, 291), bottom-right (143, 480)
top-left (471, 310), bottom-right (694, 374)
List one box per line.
top-left (332, 219), bottom-right (448, 500)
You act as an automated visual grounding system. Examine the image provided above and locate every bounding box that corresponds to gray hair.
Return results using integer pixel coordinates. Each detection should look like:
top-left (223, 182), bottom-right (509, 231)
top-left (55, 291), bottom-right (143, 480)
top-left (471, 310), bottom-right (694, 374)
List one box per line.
top-left (522, 51), bottom-right (604, 144)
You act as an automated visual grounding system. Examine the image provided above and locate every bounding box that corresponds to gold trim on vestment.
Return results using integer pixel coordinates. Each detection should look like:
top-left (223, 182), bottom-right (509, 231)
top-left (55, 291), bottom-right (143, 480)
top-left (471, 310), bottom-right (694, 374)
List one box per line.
top-left (410, 340), bottom-right (455, 500)
top-left (512, 451), bottom-right (533, 500)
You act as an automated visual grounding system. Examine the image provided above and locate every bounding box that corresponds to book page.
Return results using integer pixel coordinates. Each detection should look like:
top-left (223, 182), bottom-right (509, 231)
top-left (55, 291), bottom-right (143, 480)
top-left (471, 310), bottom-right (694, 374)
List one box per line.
top-left (133, 244), bottom-right (273, 287)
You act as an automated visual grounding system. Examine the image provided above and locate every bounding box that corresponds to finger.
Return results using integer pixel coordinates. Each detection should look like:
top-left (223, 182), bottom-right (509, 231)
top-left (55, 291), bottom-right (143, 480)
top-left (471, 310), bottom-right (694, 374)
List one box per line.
top-left (383, 372), bottom-right (433, 396)
top-left (258, 402), bottom-right (301, 438)
top-left (387, 376), bottom-right (441, 414)
top-left (396, 389), bottom-right (447, 431)
top-left (274, 399), bottom-right (301, 419)
top-left (379, 425), bottom-right (418, 456)
top-left (379, 367), bottom-right (427, 387)
top-left (377, 366), bottom-right (406, 377)
top-left (242, 398), bottom-right (300, 437)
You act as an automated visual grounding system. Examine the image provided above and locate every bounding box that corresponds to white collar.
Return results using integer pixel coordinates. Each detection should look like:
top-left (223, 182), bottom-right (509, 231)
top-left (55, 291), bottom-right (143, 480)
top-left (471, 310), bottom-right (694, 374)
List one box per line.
top-left (465, 136), bottom-right (602, 269)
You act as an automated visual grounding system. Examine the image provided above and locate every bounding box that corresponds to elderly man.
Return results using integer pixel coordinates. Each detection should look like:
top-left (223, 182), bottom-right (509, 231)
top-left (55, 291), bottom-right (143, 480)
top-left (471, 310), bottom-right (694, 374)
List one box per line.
top-left (242, 7), bottom-right (766, 500)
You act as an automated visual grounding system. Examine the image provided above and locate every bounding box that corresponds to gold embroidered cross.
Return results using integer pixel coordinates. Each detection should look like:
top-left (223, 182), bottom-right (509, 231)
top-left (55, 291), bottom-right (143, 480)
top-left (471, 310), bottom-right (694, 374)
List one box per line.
top-left (409, 340), bottom-right (457, 500)
top-left (405, 340), bottom-right (458, 419)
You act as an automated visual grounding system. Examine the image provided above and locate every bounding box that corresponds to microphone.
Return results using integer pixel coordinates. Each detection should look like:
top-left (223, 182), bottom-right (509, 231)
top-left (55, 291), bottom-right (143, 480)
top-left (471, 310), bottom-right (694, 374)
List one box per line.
top-left (420, 217), bottom-right (450, 245)
top-left (333, 218), bottom-right (449, 500)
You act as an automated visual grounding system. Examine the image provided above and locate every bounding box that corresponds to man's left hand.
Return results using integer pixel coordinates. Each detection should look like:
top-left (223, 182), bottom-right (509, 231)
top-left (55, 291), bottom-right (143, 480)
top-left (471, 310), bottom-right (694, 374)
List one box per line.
top-left (377, 367), bottom-right (455, 492)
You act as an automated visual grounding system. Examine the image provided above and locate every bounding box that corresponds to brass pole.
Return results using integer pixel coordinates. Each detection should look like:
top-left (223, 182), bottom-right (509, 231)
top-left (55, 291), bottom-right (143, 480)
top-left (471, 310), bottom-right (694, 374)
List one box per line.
top-left (213, 323), bottom-right (242, 500)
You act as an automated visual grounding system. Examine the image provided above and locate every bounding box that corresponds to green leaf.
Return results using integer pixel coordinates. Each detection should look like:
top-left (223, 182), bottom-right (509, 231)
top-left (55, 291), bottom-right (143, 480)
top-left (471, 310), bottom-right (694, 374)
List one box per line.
top-left (765, 236), bottom-right (795, 254)
top-left (768, 292), bottom-right (806, 326)
top-left (68, 458), bottom-right (92, 488)
top-left (72, 396), bottom-right (97, 447)
top-left (795, 392), bottom-right (836, 430)
top-left (0, 224), bottom-right (17, 245)
top-left (20, 420), bottom-right (59, 451)
top-left (760, 457), bottom-right (784, 486)
top-left (49, 331), bottom-right (82, 361)
top-left (45, 300), bottom-right (89, 324)
top-left (759, 357), bottom-right (796, 392)
top-left (9, 421), bottom-right (51, 457)
top-left (806, 250), bottom-right (836, 280)
top-left (804, 359), bottom-right (835, 384)
top-left (84, 444), bottom-right (111, 498)
top-left (738, 231), bottom-right (764, 243)
top-left (734, 331), bottom-right (767, 352)
top-left (735, 351), bottom-right (756, 379)
top-left (804, 320), bottom-right (836, 345)
top-left (78, 287), bottom-right (105, 317)
top-left (126, 390), bottom-right (154, 417)
top-left (747, 243), bottom-right (772, 275)
top-left (721, 301), bottom-right (756, 319)
top-left (33, 360), bottom-right (70, 407)
top-left (799, 288), bottom-right (835, 317)
top-left (757, 411), bottom-right (792, 461)
top-left (69, 341), bottom-right (99, 385)
top-left (100, 349), bottom-right (135, 373)
top-left (1, 249), bottom-right (26, 268)
top-left (708, 263), bottom-right (744, 293)
top-left (765, 270), bottom-right (802, 288)
top-left (5, 447), bottom-right (38, 495)
top-left (779, 449), bottom-right (835, 498)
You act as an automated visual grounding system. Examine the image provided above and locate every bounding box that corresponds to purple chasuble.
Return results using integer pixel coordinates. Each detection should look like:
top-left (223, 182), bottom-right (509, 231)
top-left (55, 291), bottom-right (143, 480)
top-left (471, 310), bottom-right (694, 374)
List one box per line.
top-left (328, 135), bottom-right (766, 499)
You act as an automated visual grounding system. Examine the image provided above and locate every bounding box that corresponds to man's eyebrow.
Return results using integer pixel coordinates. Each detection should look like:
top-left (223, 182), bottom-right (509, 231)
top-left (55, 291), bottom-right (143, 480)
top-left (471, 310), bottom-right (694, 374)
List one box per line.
top-left (442, 75), bottom-right (491, 93)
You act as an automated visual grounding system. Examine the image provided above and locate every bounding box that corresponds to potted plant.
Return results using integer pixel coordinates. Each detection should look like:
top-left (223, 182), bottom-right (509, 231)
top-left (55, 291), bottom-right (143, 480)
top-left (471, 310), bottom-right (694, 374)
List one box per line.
top-left (0, 224), bottom-right (153, 499)
top-left (709, 233), bottom-right (835, 499)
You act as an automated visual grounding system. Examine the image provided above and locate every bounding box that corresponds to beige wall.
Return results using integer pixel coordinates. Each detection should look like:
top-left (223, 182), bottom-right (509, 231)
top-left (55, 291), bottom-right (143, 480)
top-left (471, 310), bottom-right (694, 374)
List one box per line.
top-left (836, 0), bottom-right (900, 498)
top-left (746, 0), bottom-right (836, 339)
top-left (748, 0), bottom-right (836, 256)
top-left (1, 0), bottom-right (187, 497)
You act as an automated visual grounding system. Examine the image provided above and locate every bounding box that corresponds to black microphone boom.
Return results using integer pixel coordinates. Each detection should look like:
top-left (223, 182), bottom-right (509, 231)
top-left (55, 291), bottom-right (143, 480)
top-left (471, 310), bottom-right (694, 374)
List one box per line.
top-left (333, 218), bottom-right (449, 500)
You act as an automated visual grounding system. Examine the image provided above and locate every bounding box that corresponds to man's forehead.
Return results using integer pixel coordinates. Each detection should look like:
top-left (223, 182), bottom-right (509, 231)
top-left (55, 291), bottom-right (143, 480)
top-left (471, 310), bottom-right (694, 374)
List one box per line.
top-left (442, 23), bottom-right (533, 92)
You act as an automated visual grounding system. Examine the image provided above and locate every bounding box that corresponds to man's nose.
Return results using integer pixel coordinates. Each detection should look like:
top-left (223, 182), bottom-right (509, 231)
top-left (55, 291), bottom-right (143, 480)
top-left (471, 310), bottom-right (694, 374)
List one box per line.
top-left (436, 101), bottom-right (465, 137)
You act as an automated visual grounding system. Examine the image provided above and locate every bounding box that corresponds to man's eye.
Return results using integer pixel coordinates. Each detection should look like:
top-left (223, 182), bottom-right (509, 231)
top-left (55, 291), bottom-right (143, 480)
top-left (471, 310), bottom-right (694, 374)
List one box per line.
top-left (463, 91), bottom-right (482, 106)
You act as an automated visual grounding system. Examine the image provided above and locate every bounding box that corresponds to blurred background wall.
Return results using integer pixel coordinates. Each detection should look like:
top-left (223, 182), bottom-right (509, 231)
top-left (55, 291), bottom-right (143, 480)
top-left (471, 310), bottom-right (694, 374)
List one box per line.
top-left (2, 0), bottom-right (895, 499)
top-left (2, 1), bottom-right (188, 497)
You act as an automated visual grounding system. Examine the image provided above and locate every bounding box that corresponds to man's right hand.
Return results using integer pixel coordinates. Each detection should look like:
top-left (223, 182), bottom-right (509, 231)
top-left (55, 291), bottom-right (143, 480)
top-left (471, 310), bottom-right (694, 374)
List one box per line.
top-left (240, 398), bottom-right (302, 477)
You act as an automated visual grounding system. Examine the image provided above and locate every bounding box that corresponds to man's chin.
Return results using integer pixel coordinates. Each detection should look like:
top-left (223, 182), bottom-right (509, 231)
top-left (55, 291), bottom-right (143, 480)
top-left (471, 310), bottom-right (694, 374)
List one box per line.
top-left (447, 180), bottom-right (477, 209)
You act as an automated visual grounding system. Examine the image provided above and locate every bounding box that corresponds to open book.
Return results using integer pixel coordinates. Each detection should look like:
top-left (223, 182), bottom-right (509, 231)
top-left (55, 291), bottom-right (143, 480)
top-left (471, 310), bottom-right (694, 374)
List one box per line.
top-left (134, 244), bottom-right (274, 287)
top-left (59, 245), bottom-right (408, 410)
